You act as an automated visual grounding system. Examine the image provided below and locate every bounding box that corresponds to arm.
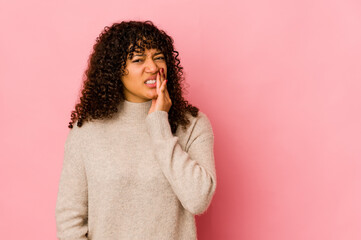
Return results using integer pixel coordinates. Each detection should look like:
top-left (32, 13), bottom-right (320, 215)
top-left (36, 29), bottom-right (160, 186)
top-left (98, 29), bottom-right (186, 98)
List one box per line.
top-left (145, 111), bottom-right (217, 215)
top-left (55, 127), bottom-right (89, 240)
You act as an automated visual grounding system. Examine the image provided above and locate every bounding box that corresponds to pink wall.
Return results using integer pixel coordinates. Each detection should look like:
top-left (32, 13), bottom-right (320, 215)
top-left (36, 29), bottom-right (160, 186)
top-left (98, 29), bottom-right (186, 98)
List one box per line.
top-left (1, 0), bottom-right (360, 239)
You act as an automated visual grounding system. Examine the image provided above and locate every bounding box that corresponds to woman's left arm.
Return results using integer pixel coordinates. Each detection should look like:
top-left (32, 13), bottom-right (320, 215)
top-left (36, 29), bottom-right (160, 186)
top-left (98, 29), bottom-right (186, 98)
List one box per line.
top-left (145, 111), bottom-right (217, 216)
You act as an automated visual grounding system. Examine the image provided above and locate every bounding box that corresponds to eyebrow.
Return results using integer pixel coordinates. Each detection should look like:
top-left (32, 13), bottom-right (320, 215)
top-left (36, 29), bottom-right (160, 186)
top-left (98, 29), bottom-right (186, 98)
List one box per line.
top-left (133, 51), bottom-right (163, 57)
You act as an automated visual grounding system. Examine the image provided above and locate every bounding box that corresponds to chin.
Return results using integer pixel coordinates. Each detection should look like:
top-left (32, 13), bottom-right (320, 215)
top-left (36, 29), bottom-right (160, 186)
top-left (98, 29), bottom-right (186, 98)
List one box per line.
top-left (146, 92), bottom-right (158, 99)
top-left (149, 95), bottom-right (157, 100)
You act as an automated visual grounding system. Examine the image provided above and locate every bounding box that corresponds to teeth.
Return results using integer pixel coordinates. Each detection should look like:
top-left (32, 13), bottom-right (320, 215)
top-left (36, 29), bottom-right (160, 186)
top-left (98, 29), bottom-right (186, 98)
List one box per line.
top-left (145, 80), bottom-right (156, 84)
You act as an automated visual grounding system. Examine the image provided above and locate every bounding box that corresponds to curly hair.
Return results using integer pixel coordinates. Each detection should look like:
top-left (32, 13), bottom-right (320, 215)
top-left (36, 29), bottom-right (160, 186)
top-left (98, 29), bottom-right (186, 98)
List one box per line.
top-left (68, 20), bottom-right (199, 134)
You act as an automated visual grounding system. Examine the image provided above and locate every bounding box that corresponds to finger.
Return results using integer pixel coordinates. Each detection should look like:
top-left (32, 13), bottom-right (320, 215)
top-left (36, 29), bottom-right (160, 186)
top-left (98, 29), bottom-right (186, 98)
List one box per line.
top-left (164, 80), bottom-right (170, 96)
top-left (156, 71), bottom-right (161, 94)
top-left (159, 69), bottom-right (165, 91)
top-left (160, 68), bottom-right (164, 86)
top-left (161, 68), bottom-right (166, 91)
top-left (161, 79), bottom-right (166, 92)
top-left (163, 79), bottom-right (168, 92)
top-left (164, 81), bottom-right (170, 99)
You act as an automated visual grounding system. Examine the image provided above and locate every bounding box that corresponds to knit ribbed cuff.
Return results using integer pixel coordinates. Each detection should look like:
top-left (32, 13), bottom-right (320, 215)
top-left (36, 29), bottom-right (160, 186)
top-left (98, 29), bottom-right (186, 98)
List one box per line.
top-left (145, 110), bottom-right (173, 141)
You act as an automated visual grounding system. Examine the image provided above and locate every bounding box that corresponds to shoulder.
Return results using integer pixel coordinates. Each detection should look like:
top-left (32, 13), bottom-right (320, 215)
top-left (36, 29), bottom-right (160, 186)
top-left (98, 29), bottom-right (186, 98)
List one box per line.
top-left (64, 120), bottom-right (92, 148)
top-left (65, 121), bottom-right (81, 147)
top-left (187, 111), bottom-right (213, 135)
top-left (177, 111), bottom-right (214, 146)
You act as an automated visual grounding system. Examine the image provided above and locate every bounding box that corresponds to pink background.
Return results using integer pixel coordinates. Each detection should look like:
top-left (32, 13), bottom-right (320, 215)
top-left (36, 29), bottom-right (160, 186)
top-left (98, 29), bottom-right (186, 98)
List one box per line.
top-left (1, 0), bottom-right (360, 239)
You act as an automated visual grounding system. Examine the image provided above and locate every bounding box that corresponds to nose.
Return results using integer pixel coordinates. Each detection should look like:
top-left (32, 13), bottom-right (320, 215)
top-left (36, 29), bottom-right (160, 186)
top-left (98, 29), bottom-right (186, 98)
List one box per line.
top-left (145, 58), bottom-right (159, 73)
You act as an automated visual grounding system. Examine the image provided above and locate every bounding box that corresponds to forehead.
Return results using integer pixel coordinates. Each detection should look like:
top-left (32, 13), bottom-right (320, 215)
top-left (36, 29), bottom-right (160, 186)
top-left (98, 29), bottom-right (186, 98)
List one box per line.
top-left (133, 48), bottom-right (161, 53)
top-left (127, 38), bottom-right (162, 58)
top-left (128, 38), bottom-right (159, 51)
top-left (127, 47), bottom-right (163, 60)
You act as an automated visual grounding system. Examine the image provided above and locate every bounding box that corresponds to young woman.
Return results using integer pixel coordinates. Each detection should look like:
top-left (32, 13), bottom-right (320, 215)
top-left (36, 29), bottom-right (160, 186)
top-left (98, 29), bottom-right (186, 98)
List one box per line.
top-left (55, 20), bottom-right (217, 240)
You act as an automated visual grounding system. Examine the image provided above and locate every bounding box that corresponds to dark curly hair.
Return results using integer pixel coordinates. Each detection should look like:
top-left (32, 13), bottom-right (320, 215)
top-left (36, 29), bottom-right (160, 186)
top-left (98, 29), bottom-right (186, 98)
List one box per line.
top-left (68, 20), bottom-right (199, 134)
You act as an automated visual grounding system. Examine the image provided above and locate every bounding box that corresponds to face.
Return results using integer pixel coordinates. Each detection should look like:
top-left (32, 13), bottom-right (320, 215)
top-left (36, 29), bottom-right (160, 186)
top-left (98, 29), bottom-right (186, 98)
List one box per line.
top-left (121, 48), bottom-right (167, 102)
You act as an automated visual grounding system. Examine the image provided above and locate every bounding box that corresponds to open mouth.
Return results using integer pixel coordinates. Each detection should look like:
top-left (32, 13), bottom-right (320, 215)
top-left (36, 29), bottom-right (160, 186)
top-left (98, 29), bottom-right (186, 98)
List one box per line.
top-left (145, 80), bottom-right (157, 88)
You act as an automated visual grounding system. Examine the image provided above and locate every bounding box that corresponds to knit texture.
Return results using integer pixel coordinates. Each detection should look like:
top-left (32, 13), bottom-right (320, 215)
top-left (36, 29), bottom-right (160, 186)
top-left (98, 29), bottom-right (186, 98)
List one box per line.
top-left (55, 99), bottom-right (217, 240)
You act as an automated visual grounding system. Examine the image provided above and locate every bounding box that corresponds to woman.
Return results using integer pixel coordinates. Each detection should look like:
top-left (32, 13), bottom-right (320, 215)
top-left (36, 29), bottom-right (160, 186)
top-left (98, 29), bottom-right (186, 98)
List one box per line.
top-left (55, 20), bottom-right (217, 240)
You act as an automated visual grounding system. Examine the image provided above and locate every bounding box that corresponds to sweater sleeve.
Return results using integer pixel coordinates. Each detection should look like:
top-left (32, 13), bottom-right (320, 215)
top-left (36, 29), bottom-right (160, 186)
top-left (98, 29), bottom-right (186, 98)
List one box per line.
top-left (145, 111), bottom-right (217, 215)
top-left (55, 126), bottom-right (89, 240)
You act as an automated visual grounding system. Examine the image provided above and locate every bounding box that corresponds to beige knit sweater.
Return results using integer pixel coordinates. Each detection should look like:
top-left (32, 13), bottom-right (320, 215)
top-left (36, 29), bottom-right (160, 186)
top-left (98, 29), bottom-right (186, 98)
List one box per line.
top-left (55, 99), bottom-right (217, 240)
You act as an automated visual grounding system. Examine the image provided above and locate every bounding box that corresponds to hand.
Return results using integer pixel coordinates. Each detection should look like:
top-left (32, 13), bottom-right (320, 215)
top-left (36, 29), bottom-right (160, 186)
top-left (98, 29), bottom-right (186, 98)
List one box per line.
top-left (148, 68), bottom-right (172, 115)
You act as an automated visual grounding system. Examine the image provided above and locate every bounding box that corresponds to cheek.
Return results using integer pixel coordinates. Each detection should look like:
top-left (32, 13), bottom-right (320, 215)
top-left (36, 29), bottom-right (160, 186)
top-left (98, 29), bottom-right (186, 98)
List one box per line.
top-left (123, 68), bottom-right (134, 80)
top-left (121, 75), bottom-right (134, 89)
top-left (123, 70), bottom-right (144, 88)
top-left (127, 66), bottom-right (143, 77)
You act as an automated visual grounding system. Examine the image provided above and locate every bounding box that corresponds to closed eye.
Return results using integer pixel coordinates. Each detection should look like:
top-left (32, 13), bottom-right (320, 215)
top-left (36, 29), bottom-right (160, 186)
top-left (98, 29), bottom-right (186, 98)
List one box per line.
top-left (132, 57), bottom-right (164, 63)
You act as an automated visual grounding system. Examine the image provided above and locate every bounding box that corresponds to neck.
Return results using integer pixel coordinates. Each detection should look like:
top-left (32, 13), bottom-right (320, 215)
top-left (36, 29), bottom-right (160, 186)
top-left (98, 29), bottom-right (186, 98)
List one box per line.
top-left (117, 99), bottom-right (152, 123)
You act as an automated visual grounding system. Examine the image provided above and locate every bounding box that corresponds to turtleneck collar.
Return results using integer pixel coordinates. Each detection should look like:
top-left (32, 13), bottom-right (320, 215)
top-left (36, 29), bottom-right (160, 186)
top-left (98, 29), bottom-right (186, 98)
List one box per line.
top-left (117, 99), bottom-right (153, 123)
